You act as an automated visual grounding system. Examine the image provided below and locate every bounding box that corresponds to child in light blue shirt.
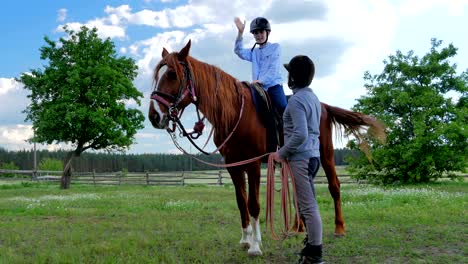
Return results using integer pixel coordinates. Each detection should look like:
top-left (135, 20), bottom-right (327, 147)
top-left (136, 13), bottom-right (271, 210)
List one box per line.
top-left (234, 17), bottom-right (287, 115)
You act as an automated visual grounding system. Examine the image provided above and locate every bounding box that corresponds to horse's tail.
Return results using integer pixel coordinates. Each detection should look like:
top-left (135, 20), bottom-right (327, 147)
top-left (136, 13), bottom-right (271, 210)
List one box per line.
top-left (322, 103), bottom-right (386, 156)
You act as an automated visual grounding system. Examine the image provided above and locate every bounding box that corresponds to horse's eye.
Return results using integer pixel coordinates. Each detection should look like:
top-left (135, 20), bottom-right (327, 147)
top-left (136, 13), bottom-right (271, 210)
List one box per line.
top-left (168, 71), bottom-right (177, 80)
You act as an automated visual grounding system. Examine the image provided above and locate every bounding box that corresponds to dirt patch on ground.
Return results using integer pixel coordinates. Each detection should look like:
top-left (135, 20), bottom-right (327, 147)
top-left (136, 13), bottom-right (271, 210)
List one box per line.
top-left (415, 244), bottom-right (465, 257)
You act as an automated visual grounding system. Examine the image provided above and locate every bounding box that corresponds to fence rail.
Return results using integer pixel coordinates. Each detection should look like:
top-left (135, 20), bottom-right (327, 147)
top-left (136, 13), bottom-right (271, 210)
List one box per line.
top-left (0, 169), bottom-right (357, 186)
top-left (1, 169), bottom-right (465, 186)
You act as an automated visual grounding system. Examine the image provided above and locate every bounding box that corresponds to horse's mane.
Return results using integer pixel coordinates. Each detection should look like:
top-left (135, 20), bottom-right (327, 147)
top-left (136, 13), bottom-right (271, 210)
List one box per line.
top-left (157, 53), bottom-right (244, 137)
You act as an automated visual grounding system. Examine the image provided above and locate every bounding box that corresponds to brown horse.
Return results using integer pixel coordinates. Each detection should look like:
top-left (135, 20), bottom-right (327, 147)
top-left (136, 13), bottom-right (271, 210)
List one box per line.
top-left (148, 40), bottom-right (384, 256)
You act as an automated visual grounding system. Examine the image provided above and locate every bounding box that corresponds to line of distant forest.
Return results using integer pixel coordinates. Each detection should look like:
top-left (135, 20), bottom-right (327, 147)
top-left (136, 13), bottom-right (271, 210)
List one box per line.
top-left (0, 148), bottom-right (357, 172)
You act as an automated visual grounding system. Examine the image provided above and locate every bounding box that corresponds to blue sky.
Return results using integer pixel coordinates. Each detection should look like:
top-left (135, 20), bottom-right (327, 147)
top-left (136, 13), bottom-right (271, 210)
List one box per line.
top-left (0, 0), bottom-right (167, 76)
top-left (0, 0), bottom-right (467, 154)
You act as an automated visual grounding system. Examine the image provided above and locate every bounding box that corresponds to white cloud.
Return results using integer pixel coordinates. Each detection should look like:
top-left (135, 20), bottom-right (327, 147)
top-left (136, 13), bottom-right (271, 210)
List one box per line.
top-left (55, 22), bottom-right (81, 33)
top-left (0, 125), bottom-right (33, 150)
top-left (313, 0), bottom-right (398, 107)
top-left (0, 125), bottom-right (78, 152)
top-left (131, 9), bottom-right (171, 28)
top-left (0, 125), bottom-right (145, 153)
top-left (129, 44), bottom-right (139, 55)
top-left (0, 78), bottom-right (29, 126)
top-left (267, 0), bottom-right (327, 23)
top-left (57, 8), bottom-right (67, 22)
top-left (105, 5), bottom-right (132, 25)
top-left (57, 19), bottom-right (126, 40)
top-left (168, 5), bottom-right (214, 28)
top-left (399, 0), bottom-right (468, 17)
top-left (133, 30), bottom-right (187, 82)
top-left (101, 1), bottom-right (277, 30)
top-left (104, 3), bottom-right (214, 28)
top-left (86, 19), bottom-right (127, 39)
top-left (0, 78), bottom-right (20, 95)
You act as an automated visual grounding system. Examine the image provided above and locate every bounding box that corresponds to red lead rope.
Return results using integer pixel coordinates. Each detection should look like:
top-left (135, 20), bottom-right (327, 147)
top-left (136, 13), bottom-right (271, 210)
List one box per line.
top-left (170, 136), bottom-right (301, 240)
top-left (266, 154), bottom-right (301, 240)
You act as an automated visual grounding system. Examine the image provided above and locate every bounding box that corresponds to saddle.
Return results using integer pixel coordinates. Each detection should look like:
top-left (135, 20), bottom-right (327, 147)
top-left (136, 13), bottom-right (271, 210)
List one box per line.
top-left (244, 82), bottom-right (284, 161)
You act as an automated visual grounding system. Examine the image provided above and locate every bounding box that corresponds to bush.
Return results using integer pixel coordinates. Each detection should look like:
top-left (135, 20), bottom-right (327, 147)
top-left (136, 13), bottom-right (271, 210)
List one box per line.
top-left (38, 158), bottom-right (63, 171)
top-left (0, 161), bottom-right (19, 177)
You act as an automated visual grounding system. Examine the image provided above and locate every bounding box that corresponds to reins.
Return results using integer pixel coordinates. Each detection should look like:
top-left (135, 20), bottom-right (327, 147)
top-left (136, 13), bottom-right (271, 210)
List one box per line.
top-left (166, 82), bottom-right (245, 156)
top-left (169, 129), bottom-right (271, 168)
top-left (265, 155), bottom-right (301, 240)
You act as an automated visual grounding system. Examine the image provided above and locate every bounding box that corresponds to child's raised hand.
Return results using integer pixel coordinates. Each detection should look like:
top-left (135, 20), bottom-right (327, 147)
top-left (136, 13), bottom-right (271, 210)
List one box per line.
top-left (234, 17), bottom-right (245, 34)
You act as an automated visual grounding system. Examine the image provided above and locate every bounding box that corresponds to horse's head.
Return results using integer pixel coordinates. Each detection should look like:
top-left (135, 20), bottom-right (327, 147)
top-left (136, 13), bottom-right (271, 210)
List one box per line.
top-left (148, 40), bottom-right (194, 129)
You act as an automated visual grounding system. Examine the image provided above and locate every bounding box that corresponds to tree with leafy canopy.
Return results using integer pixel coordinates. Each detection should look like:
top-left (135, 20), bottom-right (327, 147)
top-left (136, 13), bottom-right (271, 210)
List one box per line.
top-left (348, 39), bottom-right (467, 184)
top-left (18, 26), bottom-right (145, 189)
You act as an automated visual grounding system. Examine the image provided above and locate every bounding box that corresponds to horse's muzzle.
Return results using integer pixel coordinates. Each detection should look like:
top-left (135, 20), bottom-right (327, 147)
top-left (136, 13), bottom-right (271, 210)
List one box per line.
top-left (149, 100), bottom-right (168, 129)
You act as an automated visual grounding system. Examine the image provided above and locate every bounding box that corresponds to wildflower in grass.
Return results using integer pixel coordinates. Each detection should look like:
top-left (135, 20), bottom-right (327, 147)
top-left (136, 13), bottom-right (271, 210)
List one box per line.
top-left (162, 200), bottom-right (201, 211)
top-left (9, 193), bottom-right (101, 203)
top-left (342, 186), bottom-right (465, 208)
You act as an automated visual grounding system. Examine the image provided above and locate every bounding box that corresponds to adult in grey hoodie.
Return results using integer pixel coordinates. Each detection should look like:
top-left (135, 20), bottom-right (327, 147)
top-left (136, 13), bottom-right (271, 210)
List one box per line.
top-left (273, 55), bottom-right (325, 264)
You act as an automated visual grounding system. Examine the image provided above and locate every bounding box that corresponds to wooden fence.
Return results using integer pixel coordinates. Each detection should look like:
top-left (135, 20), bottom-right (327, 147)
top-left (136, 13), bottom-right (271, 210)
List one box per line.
top-left (0, 169), bottom-right (363, 186)
top-left (70, 171), bottom-right (227, 186)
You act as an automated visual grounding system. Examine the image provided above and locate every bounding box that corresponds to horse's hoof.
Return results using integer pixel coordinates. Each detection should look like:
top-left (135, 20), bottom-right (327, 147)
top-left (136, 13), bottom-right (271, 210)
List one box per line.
top-left (247, 249), bottom-right (262, 256)
top-left (334, 226), bottom-right (346, 237)
top-left (240, 242), bottom-right (250, 249)
top-left (334, 232), bottom-right (346, 237)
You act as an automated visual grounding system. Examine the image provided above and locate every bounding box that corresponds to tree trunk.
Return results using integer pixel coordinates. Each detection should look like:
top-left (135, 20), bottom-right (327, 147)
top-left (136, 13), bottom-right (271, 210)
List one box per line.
top-left (60, 147), bottom-right (82, 189)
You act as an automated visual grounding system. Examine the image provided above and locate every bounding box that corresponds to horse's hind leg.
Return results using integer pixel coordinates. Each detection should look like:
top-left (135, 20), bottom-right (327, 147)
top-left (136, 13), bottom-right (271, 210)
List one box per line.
top-left (246, 163), bottom-right (262, 256)
top-left (228, 167), bottom-right (252, 249)
top-left (320, 125), bottom-right (346, 236)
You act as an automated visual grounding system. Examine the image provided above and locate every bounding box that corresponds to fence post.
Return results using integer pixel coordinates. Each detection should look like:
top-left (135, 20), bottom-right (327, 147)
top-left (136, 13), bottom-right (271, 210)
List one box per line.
top-left (146, 171), bottom-right (149, 186)
top-left (181, 172), bottom-right (185, 186)
top-left (93, 170), bottom-right (96, 186)
top-left (218, 171), bottom-right (223, 185)
top-left (118, 171), bottom-right (122, 185)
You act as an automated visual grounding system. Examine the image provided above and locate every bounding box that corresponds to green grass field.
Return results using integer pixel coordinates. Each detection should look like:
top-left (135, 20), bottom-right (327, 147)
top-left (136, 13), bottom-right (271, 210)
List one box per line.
top-left (0, 181), bottom-right (466, 263)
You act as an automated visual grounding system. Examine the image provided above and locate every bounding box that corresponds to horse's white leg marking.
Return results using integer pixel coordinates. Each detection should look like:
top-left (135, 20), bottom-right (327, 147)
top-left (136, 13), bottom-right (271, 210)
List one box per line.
top-left (247, 216), bottom-right (262, 256)
top-left (239, 224), bottom-right (252, 249)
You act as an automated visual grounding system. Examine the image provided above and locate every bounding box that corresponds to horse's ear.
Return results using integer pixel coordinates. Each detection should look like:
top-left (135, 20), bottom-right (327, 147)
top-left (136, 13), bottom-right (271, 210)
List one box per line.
top-left (178, 39), bottom-right (191, 61)
top-left (162, 48), bottom-right (169, 58)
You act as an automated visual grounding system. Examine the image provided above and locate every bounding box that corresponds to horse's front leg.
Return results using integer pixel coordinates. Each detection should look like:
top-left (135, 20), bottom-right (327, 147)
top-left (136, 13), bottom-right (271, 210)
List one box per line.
top-left (246, 163), bottom-right (262, 256)
top-left (228, 168), bottom-right (253, 249)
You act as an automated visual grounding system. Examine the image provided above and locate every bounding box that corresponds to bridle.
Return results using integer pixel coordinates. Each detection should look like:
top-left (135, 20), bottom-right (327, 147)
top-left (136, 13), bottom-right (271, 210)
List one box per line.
top-left (150, 60), bottom-right (209, 153)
